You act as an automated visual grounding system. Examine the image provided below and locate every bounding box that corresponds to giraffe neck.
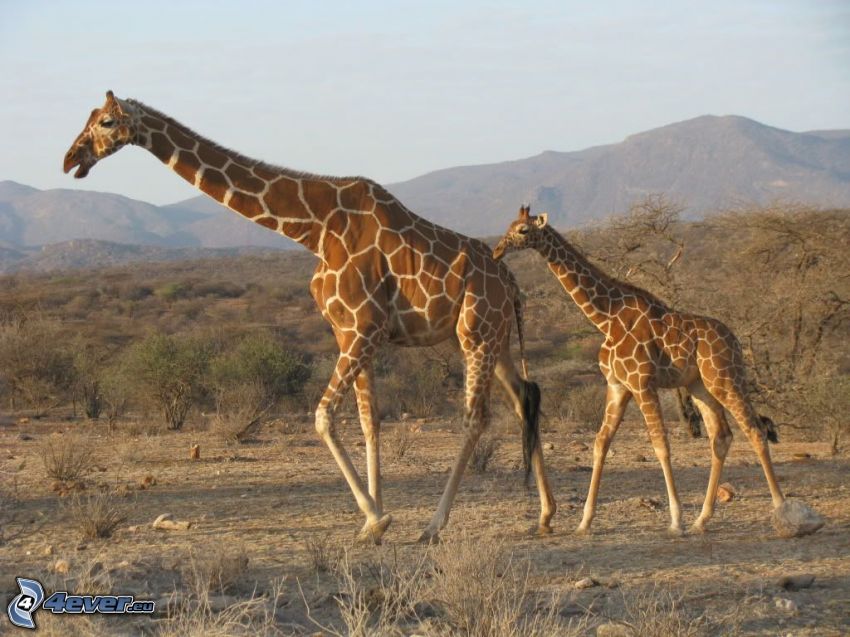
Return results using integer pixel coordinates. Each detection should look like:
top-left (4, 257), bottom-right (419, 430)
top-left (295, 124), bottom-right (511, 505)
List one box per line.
top-left (126, 100), bottom-right (335, 253)
top-left (536, 227), bottom-right (622, 332)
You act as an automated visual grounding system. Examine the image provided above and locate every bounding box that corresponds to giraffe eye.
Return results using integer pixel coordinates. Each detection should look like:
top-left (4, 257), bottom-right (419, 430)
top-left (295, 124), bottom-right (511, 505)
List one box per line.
top-left (517, 225), bottom-right (529, 235)
top-left (100, 119), bottom-right (115, 128)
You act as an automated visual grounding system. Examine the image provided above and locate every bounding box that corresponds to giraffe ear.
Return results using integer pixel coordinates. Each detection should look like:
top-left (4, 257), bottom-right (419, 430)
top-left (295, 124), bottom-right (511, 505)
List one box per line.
top-left (104, 90), bottom-right (124, 115)
top-left (534, 212), bottom-right (549, 228)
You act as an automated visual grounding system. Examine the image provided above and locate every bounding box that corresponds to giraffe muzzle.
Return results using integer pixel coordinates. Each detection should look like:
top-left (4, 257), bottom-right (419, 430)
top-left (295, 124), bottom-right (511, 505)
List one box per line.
top-left (63, 148), bottom-right (93, 179)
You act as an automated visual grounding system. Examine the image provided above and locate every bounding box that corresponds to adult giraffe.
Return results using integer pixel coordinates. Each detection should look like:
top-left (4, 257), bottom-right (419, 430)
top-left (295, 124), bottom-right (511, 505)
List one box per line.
top-left (62, 92), bottom-right (556, 543)
top-left (493, 206), bottom-right (822, 537)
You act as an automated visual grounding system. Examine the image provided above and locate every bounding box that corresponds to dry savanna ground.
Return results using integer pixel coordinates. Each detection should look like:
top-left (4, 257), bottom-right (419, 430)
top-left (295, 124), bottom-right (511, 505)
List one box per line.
top-left (1, 202), bottom-right (848, 635)
top-left (1, 412), bottom-right (848, 636)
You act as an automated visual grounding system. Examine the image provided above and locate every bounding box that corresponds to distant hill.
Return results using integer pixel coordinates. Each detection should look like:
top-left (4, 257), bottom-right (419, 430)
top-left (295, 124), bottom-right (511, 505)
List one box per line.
top-left (387, 115), bottom-right (850, 235)
top-left (0, 182), bottom-right (295, 250)
top-left (0, 239), bottom-right (281, 274)
top-left (2, 114), bottom-right (849, 250)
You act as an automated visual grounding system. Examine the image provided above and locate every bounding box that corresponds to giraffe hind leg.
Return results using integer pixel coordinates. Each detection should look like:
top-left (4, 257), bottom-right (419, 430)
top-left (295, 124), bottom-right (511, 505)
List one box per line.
top-left (688, 381), bottom-right (732, 533)
top-left (419, 342), bottom-right (495, 544)
top-left (495, 350), bottom-right (556, 534)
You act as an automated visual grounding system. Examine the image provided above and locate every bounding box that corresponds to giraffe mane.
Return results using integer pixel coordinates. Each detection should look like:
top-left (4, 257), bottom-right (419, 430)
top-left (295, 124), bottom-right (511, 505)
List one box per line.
top-left (543, 226), bottom-right (670, 308)
top-left (126, 99), bottom-right (372, 186)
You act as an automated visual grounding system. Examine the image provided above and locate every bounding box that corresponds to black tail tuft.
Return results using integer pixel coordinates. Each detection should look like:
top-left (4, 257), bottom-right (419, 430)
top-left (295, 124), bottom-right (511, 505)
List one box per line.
top-left (759, 415), bottom-right (779, 443)
top-left (520, 380), bottom-right (541, 486)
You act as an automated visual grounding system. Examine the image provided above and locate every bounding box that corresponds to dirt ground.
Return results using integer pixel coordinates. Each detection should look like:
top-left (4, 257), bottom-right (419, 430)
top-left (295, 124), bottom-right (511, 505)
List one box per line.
top-left (1, 414), bottom-right (848, 636)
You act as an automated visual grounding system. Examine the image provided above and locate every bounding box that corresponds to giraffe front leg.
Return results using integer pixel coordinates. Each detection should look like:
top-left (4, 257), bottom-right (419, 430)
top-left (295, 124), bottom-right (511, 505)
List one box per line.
top-left (315, 343), bottom-right (391, 544)
top-left (576, 382), bottom-right (631, 535)
top-left (354, 366), bottom-right (382, 515)
top-left (688, 382), bottom-right (732, 533)
top-left (636, 388), bottom-right (683, 536)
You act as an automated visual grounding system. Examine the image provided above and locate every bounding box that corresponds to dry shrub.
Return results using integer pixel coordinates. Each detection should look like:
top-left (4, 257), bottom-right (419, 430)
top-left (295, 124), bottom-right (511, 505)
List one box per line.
top-left (469, 435), bottom-right (500, 473)
top-left (386, 425), bottom-right (415, 462)
top-left (159, 570), bottom-right (285, 637)
top-left (0, 460), bottom-right (25, 545)
top-left (429, 537), bottom-right (571, 637)
top-left (304, 535), bottom-right (344, 575)
top-left (303, 548), bottom-right (430, 637)
top-left (616, 585), bottom-right (730, 637)
top-left (39, 433), bottom-right (94, 482)
top-left (210, 381), bottom-right (266, 443)
top-left (307, 539), bottom-right (577, 637)
top-left (555, 383), bottom-right (607, 428)
top-left (183, 545), bottom-right (250, 595)
top-left (68, 490), bottom-right (127, 540)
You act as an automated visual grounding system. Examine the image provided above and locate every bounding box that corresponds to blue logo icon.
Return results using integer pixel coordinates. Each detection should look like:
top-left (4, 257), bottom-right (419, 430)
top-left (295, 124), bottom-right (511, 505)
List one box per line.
top-left (7, 578), bottom-right (45, 629)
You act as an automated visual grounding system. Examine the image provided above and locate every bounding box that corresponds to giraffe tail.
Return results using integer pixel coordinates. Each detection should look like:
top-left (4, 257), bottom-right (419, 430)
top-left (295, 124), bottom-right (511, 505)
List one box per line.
top-left (759, 414), bottom-right (779, 443)
top-left (512, 285), bottom-right (529, 379)
top-left (520, 380), bottom-right (541, 487)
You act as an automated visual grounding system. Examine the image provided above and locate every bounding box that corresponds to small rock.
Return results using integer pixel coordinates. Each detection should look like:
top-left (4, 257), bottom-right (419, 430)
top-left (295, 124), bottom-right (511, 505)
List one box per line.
top-left (42, 545), bottom-right (54, 556)
top-left (792, 452), bottom-right (812, 460)
top-left (18, 433), bottom-right (33, 441)
top-left (543, 442), bottom-right (555, 451)
top-left (189, 444), bottom-right (200, 460)
top-left (596, 623), bottom-right (631, 637)
top-left (139, 475), bottom-right (157, 489)
top-left (778, 574), bottom-right (815, 591)
top-left (773, 500), bottom-right (824, 538)
top-left (634, 454), bottom-right (647, 462)
top-left (18, 417), bottom-right (30, 424)
top-left (574, 577), bottom-right (598, 589)
top-left (717, 483), bottom-right (735, 503)
top-left (775, 597), bottom-right (798, 612)
top-left (54, 559), bottom-right (70, 574)
top-left (152, 513), bottom-right (191, 531)
top-left (568, 440), bottom-right (588, 452)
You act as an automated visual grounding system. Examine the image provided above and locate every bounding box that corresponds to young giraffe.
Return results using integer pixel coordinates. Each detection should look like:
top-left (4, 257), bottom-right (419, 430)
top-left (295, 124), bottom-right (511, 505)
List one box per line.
top-left (494, 206), bottom-right (820, 536)
top-left (62, 92), bottom-right (556, 543)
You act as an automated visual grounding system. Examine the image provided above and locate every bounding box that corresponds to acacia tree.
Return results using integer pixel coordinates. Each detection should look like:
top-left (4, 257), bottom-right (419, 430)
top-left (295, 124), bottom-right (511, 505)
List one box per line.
top-left (589, 194), bottom-right (702, 435)
top-left (131, 333), bottom-right (213, 430)
top-left (706, 205), bottom-right (850, 429)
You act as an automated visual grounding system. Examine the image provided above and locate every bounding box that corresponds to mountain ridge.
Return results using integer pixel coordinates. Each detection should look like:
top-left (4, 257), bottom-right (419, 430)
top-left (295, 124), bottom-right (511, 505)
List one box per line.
top-left (2, 113), bottom-right (849, 247)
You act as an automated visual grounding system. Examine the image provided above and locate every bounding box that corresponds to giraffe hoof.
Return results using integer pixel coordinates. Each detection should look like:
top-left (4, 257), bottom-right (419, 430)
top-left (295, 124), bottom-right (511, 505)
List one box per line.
top-left (667, 525), bottom-right (685, 538)
top-left (357, 514), bottom-right (393, 545)
top-left (574, 525), bottom-right (592, 537)
top-left (690, 521), bottom-right (708, 534)
top-left (536, 524), bottom-right (554, 536)
top-left (418, 529), bottom-right (441, 545)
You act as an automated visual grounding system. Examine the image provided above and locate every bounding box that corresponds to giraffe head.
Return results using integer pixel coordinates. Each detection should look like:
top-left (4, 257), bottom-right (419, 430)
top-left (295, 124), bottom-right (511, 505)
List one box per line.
top-left (492, 205), bottom-right (549, 260)
top-left (63, 91), bottom-right (136, 178)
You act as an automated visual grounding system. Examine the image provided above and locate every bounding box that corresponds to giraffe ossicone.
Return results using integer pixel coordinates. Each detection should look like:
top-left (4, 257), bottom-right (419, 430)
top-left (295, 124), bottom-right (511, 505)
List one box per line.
top-left (493, 205), bottom-right (823, 538)
top-left (63, 91), bottom-right (557, 543)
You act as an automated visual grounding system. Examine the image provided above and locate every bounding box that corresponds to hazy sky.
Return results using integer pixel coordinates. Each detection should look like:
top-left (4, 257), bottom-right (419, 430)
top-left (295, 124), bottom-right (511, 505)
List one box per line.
top-left (2, 0), bottom-right (848, 205)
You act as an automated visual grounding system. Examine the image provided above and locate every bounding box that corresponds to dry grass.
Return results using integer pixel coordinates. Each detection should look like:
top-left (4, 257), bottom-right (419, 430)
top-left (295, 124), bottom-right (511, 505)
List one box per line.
top-left (183, 545), bottom-right (251, 594)
top-left (428, 537), bottom-right (575, 637)
top-left (386, 425), bottom-right (415, 462)
top-left (39, 432), bottom-right (95, 482)
top-left (469, 435), bottom-right (500, 473)
top-left (304, 535), bottom-right (344, 575)
top-left (68, 490), bottom-right (127, 540)
top-left (302, 538), bottom-right (579, 637)
top-left (555, 383), bottom-right (607, 429)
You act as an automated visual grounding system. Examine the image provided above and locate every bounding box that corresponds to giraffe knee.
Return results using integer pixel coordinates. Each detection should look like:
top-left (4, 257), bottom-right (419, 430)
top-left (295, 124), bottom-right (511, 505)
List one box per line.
top-left (713, 428), bottom-right (733, 457)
